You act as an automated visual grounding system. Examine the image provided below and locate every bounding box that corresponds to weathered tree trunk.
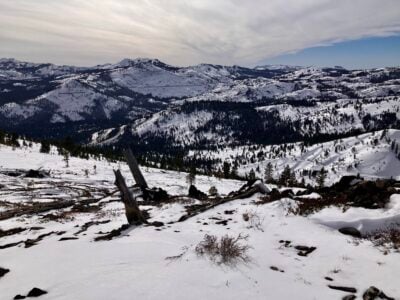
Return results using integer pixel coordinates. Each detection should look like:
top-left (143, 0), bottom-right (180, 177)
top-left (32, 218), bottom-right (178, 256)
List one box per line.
top-left (123, 148), bottom-right (148, 189)
top-left (114, 169), bottom-right (147, 225)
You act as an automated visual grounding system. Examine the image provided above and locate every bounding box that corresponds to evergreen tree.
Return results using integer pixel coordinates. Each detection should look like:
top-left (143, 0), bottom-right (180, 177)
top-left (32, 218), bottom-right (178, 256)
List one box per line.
top-left (208, 186), bottom-right (218, 196)
top-left (40, 141), bottom-right (51, 153)
top-left (248, 168), bottom-right (256, 180)
top-left (63, 151), bottom-right (70, 168)
top-left (223, 161), bottom-right (231, 179)
top-left (186, 166), bottom-right (196, 186)
top-left (264, 162), bottom-right (274, 183)
top-left (316, 167), bottom-right (327, 188)
top-left (279, 165), bottom-right (292, 186)
top-left (231, 164), bottom-right (238, 179)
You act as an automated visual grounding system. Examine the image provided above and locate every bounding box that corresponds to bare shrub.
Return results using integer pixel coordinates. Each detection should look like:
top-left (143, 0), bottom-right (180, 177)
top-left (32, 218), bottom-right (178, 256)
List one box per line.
top-left (165, 246), bottom-right (189, 264)
top-left (195, 234), bottom-right (251, 265)
top-left (364, 225), bottom-right (400, 252)
top-left (287, 196), bottom-right (349, 216)
top-left (96, 208), bottom-right (123, 220)
top-left (242, 210), bottom-right (264, 231)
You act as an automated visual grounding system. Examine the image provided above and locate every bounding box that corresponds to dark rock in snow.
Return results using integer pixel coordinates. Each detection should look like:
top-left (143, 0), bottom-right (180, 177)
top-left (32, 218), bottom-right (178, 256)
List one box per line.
top-left (339, 227), bottom-right (362, 238)
top-left (188, 185), bottom-right (208, 200)
top-left (27, 287), bottom-right (48, 297)
top-left (14, 295), bottom-right (26, 299)
top-left (215, 220), bottom-right (229, 226)
top-left (270, 266), bottom-right (284, 272)
top-left (363, 286), bottom-right (395, 300)
top-left (295, 245), bottom-right (317, 256)
top-left (151, 221), bottom-right (164, 227)
top-left (0, 267), bottom-right (10, 278)
top-left (324, 276), bottom-right (334, 281)
top-left (24, 169), bottom-right (49, 179)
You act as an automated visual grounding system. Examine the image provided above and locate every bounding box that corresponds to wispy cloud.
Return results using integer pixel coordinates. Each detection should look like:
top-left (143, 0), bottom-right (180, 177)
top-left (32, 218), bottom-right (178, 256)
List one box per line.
top-left (0, 0), bottom-right (399, 66)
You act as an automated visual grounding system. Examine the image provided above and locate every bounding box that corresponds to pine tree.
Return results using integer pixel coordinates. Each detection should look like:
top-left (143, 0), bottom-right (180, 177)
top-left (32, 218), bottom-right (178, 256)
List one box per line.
top-left (208, 186), bottom-right (218, 196)
top-left (264, 162), bottom-right (274, 183)
top-left (279, 165), bottom-right (292, 186)
top-left (63, 152), bottom-right (70, 168)
top-left (231, 164), bottom-right (238, 179)
top-left (248, 168), bottom-right (256, 180)
top-left (40, 141), bottom-right (50, 153)
top-left (186, 166), bottom-right (196, 186)
top-left (316, 167), bottom-right (327, 188)
top-left (288, 170), bottom-right (297, 186)
top-left (223, 161), bottom-right (231, 178)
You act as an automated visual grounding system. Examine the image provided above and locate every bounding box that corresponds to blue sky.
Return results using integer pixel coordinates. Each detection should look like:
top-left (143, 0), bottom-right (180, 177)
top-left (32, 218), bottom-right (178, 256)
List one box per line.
top-left (262, 36), bottom-right (400, 69)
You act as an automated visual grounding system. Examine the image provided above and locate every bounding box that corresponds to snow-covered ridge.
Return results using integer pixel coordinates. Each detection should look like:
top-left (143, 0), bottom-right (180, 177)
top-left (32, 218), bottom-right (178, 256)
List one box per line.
top-left (0, 58), bottom-right (399, 147)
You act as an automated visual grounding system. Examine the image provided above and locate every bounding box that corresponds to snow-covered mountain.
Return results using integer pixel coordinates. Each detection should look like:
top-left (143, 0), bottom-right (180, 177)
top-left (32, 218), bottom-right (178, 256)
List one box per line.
top-left (0, 58), bottom-right (399, 148)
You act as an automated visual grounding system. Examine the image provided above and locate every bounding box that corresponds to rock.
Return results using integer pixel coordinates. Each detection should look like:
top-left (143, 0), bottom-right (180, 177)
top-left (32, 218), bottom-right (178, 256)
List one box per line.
top-left (270, 266), bottom-right (284, 273)
top-left (215, 220), bottom-right (228, 226)
top-left (324, 276), bottom-right (334, 281)
top-left (145, 187), bottom-right (169, 202)
top-left (0, 267), bottom-right (10, 278)
top-left (151, 221), bottom-right (164, 227)
top-left (363, 287), bottom-right (380, 300)
top-left (333, 176), bottom-right (363, 191)
top-left (253, 180), bottom-right (271, 194)
top-left (24, 169), bottom-right (49, 179)
top-left (342, 295), bottom-right (356, 300)
top-left (363, 286), bottom-right (395, 300)
top-left (27, 287), bottom-right (48, 297)
top-left (339, 227), bottom-right (362, 238)
top-left (188, 185), bottom-right (208, 200)
top-left (14, 295), bottom-right (26, 299)
top-left (295, 245), bottom-right (317, 256)
top-left (328, 285), bottom-right (357, 293)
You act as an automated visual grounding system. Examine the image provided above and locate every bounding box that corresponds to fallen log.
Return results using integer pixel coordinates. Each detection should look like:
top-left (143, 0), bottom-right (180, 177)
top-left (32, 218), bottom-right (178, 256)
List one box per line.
top-left (178, 181), bottom-right (270, 222)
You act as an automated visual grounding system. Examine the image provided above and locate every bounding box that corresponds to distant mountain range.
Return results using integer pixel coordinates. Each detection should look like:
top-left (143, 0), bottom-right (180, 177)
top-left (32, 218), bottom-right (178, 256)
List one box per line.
top-left (0, 58), bottom-right (399, 153)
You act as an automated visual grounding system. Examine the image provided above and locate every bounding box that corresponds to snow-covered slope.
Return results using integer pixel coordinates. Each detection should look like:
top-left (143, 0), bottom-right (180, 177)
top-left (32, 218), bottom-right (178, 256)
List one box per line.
top-left (189, 129), bottom-right (400, 186)
top-left (1, 58), bottom-right (399, 147)
top-left (1, 139), bottom-right (400, 300)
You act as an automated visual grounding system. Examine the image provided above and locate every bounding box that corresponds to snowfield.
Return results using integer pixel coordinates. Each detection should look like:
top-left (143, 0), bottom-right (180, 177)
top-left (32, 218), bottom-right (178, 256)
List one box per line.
top-left (190, 129), bottom-right (400, 186)
top-left (1, 142), bottom-right (399, 299)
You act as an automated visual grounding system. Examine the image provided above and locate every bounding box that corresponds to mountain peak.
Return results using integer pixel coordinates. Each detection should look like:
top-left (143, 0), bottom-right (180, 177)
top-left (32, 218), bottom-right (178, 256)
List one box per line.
top-left (116, 58), bottom-right (162, 68)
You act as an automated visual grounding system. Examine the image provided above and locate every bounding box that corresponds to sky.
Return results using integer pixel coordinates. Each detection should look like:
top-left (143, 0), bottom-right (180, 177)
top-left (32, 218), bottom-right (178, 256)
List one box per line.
top-left (0, 0), bottom-right (400, 68)
top-left (262, 36), bottom-right (400, 69)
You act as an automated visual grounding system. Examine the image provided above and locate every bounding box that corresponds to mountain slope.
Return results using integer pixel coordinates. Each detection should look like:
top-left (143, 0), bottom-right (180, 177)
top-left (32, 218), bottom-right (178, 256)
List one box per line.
top-left (0, 58), bottom-right (399, 147)
top-left (189, 129), bottom-right (400, 185)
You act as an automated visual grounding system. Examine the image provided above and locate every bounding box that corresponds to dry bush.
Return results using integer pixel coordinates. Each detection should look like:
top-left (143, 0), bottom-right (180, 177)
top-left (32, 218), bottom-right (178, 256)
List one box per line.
top-left (364, 225), bottom-right (400, 252)
top-left (195, 234), bottom-right (251, 265)
top-left (242, 211), bottom-right (264, 231)
top-left (95, 208), bottom-right (123, 220)
top-left (287, 196), bottom-right (349, 216)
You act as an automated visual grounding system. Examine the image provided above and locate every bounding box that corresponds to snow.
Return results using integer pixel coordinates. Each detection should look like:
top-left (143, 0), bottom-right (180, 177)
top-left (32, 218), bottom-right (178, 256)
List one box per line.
top-left (0, 140), bottom-right (399, 300)
top-left (311, 194), bottom-right (400, 234)
top-left (190, 129), bottom-right (400, 186)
